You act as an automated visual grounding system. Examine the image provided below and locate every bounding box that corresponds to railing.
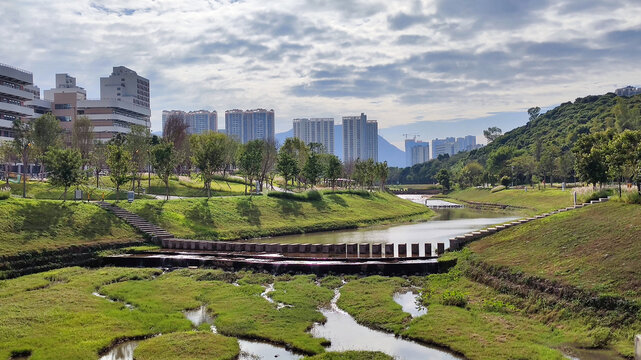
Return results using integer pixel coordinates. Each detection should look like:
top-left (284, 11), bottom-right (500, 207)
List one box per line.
top-left (0, 62), bottom-right (32, 75)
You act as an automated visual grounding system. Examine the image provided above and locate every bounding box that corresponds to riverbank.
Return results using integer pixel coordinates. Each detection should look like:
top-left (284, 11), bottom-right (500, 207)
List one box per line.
top-left (115, 192), bottom-right (434, 240)
top-left (439, 187), bottom-right (575, 215)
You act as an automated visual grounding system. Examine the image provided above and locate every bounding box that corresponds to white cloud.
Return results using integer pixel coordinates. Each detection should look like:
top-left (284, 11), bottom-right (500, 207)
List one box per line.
top-left (2, 0), bottom-right (641, 134)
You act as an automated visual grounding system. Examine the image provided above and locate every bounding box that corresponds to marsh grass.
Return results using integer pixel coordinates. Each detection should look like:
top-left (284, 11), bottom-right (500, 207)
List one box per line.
top-left (133, 332), bottom-right (240, 360)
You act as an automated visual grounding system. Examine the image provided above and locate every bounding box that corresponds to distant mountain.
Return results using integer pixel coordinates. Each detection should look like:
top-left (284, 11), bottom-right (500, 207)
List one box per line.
top-left (275, 125), bottom-right (405, 167)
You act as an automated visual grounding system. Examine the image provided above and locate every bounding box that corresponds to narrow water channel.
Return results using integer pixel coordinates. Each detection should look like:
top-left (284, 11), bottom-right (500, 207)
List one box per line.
top-left (310, 289), bottom-right (461, 359)
top-left (393, 291), bottom-right (427, 318)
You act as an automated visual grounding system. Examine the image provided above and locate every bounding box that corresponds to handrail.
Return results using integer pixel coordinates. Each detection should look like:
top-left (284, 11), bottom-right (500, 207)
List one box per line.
top-left (0, 63), bottom-right (32, 75)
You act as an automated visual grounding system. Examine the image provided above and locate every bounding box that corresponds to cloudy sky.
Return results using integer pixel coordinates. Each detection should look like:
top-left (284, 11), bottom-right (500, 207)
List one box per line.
top-left (3, 0), bottom-right (641, 147)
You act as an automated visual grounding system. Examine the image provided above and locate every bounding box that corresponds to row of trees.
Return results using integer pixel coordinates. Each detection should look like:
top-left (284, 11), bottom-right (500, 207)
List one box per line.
top-left (1, 113), bottom-right (391, 200)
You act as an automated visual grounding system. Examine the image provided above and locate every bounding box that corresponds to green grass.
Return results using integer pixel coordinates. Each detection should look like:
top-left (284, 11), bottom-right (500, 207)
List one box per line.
top-left (134, 332), bottom-right (240, 360)
top-left (470, 201), bottom-right (641, 301)
top-left (6, 180), bottom-right (156, 200)
top-left (303, 351), bottom-right (393, 360)
top-left (338, 272), bottom-right (588, 360)
top-left (0, 198), bottom-right (142, 258)
top-left (443, 187), bottom-right (575, 215)
top-left (116, 192), bottom-right (433, 240)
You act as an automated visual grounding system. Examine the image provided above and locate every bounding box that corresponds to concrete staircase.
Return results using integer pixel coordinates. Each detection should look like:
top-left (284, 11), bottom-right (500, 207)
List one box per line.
top-left (96, 201), bottom-right (174, 242)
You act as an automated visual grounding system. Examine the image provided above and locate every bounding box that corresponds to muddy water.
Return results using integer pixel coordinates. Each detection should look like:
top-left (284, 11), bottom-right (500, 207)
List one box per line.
top-left (393, 291), bottom-right (427, 318)
top-left (310, 289), bottom-right (461, 360)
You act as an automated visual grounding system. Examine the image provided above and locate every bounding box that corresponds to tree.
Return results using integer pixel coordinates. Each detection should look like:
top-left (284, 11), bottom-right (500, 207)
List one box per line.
top-left (280, 138), bottom-right (309, 187)
top-left (509, 155), bottom-right (536, 185)
top-left (126, 125), bottom-right (151, 192)
top-left (302, 152), bottom-right (323, 188)
top-left (459, 161), bottom-right (484, 188)
top-left (325, 155), bottom-right (342, 190)
top-left (556, 152), bottom-right (575, 183)
top-left (44, 148), bottom-right (83, 201)
top-left (613, 97), bottom-right (641, 132)
top-left (483, 127), bottom-right (502, 143)
top-left (377, 161), bottom-right (389, 191)
top-left (486, 146), bottom-right (514, 183)
top-left (436, 169), bottom-right (451, 192)
top-left (528, 107), bottom-right (541, 122)
top-left (90, 142), bottom-right (108, 188)
top-left (0, 142), bottom-right (18, 185)
top-left (163, 114), bottom-right (190, 174)
top-left (573, 131), bottom-right (612, 188)
top-left (238, 140), bottom-right (264, 195)
top-left (12, 119), bottom-right (33, 198)
top-left (276, 150), bottom-right (298, 190)
top-left (190, 132), bottom-right (228, 197)
top-left (72, 116), bottom-right (94, 169)
top-left (538, 146), bottom-right (559, 187)
top-left (150, 141), bottom-right (177, 200)
top-left (106, 144), bottom-right (131, 201)
top-left (32, 113), bottom-right (62, 180)
top-left (258, 140), bottom-right (277, 191)
top-left (607, 130), bottom-right (641, 195)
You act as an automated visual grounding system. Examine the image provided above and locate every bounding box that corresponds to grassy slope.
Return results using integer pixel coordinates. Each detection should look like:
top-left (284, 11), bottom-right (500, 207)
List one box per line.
top-left (8, 176), bottom-right (247, 200)
top-left (470, 201), bottom-right (641, 301)
top-left (444, 187), bottom-right (574, 215)
top-left (134, 332), bottom-right (239, 360)
top-left (0, 268), bottom-right (338, 359)
top-left (116, 192), bottom-right (433, 240)
top-left (0, 198), bottom-right (142, 258)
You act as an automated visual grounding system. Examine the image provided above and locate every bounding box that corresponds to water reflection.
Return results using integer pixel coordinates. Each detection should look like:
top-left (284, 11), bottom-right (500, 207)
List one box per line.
top-left (251, 207), bottom-right (517, 256)
top-left (393, 291), bottom-right (427, 318)
top-left (98, 341), bottom-right (137, 360)
top-left (310, 289), bottom-right (460, 360)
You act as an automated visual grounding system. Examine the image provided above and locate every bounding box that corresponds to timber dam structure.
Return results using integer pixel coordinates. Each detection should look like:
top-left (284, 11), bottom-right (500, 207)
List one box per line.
top-left (97, 197), bottom-right (610, 275)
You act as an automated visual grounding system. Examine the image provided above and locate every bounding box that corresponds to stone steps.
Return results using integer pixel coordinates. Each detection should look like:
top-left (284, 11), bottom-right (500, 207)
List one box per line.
top-left (96, 201), bottom-right (174, 242)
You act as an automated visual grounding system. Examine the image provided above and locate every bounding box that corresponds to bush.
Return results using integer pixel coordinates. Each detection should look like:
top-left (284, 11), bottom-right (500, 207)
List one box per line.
top-left (577, 188), bottom-right (613, 203)
top-left (622, 191), bottom-right (641, 204)
top-left (441, 290), bottom-right (467, 307)
top-left (0, 186), bottom-right (10, 200)
top-left (481, 299), bottom-right (516, 313)
top-left (490, 185), bottom-right (506, 193)
top-left (267, 190), bottom-right (323, 202)
top-left (588, 327), bottom-right (612, 348)
top-left (500, 176), bottom-right (511, 188)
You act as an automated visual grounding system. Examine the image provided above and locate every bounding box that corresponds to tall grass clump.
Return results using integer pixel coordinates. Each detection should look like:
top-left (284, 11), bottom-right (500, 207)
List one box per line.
top-left (321, 189), bottom-right (370, 197)
top-left (0, 186), bottom-right (10, 200)
top-left (574, 187), bottom-right (613, 203)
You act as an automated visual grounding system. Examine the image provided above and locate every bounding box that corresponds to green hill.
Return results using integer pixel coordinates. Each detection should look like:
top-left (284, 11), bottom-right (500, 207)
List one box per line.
top-left (390, 93), bottom-right (641, 184)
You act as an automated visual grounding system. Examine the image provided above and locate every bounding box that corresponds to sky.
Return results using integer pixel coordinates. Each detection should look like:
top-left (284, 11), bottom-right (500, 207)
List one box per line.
top-left (2, 0), bottom-right (641, 149)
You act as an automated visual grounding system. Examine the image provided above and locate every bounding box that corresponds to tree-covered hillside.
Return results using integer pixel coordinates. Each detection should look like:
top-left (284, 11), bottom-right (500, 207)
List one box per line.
top-left (390, 93), bottom-right (641, 185)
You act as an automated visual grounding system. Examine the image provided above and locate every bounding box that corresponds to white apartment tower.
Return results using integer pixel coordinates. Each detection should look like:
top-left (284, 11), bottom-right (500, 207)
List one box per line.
top-left (225, 109), bottom-right (275, 144)
top-left (342, 113), bottom-right (377, 162)
top-left (0, 63), bottom-right (34, 141)
top-left (293, 118), bottom-right (334, 154)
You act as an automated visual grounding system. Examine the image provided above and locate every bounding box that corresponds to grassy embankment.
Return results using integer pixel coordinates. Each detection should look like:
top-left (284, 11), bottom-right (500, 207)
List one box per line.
top-left (6, 175), bottom-right (248, 200)
top-left (0, 198), bottom-right (142, 259)
top-left (334, 200), bottom-right (641, 359)
top-left (0, 267), bottom-right (341, 359)
top-left (116, 191), bottom-right (434, 240)
top-left (441, 187), bottom-right (575, 215)
top-left (133, 332), bottom-right (240, 360)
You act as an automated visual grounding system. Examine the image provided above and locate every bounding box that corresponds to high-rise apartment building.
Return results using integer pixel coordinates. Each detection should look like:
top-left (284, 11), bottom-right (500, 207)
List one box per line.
top-left (615, 86), bottom-right (641, 97)
top-left (224, 109), bottom-right (275, 144)
top-left (0, 63), bottom-right (34, 141)
top-left (100, 66), bottom-right (150, 108)
top-left (405, 139), bottom-right (429, 166)
top-left (186, 110), bottom-right (217, 135)
top-left (342, 113), bottom-right (377, 162)
top-left (293, 118), bottom-right (334, 154)
top-left (432, 137), bottom-right (455, 159)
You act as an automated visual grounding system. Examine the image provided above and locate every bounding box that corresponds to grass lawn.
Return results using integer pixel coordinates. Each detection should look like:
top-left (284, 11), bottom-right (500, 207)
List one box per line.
top-left (0, 268), bottom-right (340, 359)
top-left (116, 191), bottom-right (433, 240)
top-left (0, 198), bottom-right (142, 258)
top-left (442, 187), bottom-right (575, 215)
top-left (134, 332), bottom-right (239, 360)
top-left (469, 201), bottom-right (641, 301)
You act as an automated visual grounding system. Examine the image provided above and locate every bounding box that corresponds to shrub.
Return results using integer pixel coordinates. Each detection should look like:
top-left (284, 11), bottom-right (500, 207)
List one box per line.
top-left (490, 185), bottom-right (506, 193)
top-left (622, 191), bottom-right (641, 204)
top-left (267, 190), bottom-right (323, 202)
top-left (577, 188), bottom-right (613, 203)
top-left (441, 290), bottom-right (467, 307)
top-left (500, 176), bottom-right (511, 188)
top-left (588, 327), bottom-right (612, 348)
top-left (322, 189), bottom-right (370, 197)
top-left (482, 299), bottom-right (516, 313)
top-left (0, 186), bottom-right (10, 200)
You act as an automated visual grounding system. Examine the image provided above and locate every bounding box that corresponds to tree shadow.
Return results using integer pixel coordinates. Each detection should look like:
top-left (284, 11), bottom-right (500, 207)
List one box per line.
top-left (186, 199), bottom-right (214, 226)
top-left (236, 198), bottom-right (262, 226)
top-left (16, 201), bottom-right (74, 237)
top-left (310, 198), bottom-right (328, 211)
top-left (326, 194), bottom-right (348, 207)
top-left (276, 198), bottom-right (303, 216)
